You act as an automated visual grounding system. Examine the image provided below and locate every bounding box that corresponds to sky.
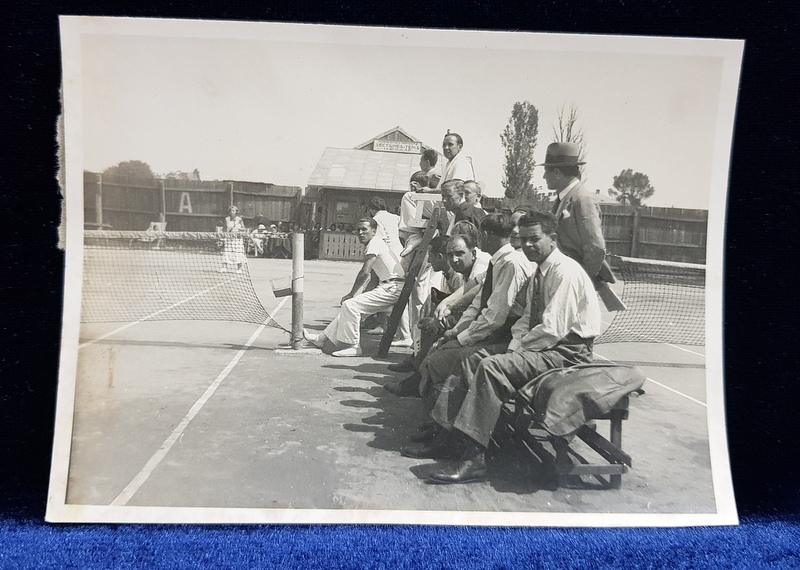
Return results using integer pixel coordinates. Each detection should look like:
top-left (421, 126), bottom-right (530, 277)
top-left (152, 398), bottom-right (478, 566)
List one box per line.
top-left (77, 23), bottom-right (735, 210)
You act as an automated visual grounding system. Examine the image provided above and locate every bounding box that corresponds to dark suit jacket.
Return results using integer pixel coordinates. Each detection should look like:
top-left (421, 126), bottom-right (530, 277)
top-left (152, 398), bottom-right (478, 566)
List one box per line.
top-left (553, 181), bottom-right (613, 283)
top-left (454, 202), bottom-right (486, 228)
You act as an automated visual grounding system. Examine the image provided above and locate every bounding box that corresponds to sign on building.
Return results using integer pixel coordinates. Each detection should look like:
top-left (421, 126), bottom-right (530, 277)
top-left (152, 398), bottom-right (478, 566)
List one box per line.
top-left (372, 140), bottom-right (422, 154)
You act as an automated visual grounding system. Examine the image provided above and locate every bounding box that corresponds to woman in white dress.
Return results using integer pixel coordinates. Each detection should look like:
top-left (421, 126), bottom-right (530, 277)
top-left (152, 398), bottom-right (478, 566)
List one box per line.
top-left (219, 206), bottom-right (246, 273)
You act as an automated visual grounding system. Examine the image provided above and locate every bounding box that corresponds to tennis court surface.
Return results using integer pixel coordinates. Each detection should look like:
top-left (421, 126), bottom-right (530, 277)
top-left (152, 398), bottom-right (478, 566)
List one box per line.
top-left (66, 254), bottom-right (716, 517)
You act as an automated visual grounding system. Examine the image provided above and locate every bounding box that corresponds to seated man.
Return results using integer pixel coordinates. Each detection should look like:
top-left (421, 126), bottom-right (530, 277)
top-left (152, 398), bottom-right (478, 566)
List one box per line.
top-left (429, 220), bottom-right (491, 328)
top-left (400, 213), bottom-right (533, 440)
top-left (397, 171), bottom-right (441, 355)
top-left (250, 223), bottom-right (269, 257)
top-left (510, 206), bottom-right (536, 250)
top-left (303, 218), bottom-right (411, 357)
top-left (384, 227), bottom-right (490, 395)
top-left (416, 211), bottom-right (602, 484)
top-left (458, 180), bottom-right (487, 227)
top-left (398, 171), bottom-right (438, 260)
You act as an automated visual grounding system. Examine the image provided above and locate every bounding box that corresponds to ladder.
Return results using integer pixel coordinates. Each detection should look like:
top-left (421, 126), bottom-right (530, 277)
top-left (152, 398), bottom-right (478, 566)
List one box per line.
top-left (377, 207), bottom-right (449, 358)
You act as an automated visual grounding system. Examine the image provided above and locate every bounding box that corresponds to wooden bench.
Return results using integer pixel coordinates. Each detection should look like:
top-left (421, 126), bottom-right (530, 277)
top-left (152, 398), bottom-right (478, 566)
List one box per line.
top-left (501, 364), bottom-right (644, 489)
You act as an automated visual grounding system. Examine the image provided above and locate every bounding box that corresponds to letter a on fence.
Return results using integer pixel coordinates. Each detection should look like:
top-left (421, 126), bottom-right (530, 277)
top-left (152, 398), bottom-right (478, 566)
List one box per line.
top-left (179, 192), bottom-right (193, 214)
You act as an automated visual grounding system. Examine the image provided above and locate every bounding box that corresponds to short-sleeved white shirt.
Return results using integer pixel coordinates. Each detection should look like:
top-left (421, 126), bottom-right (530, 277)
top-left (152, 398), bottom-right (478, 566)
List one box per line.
top-left (365, 235), bottom-right (405, 282)
top-left (372, 210), bottom-right (403, 255)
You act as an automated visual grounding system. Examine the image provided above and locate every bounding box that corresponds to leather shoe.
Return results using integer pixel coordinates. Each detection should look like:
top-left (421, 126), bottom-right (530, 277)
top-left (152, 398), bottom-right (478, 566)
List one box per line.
top-left (428, 456), bottom-right (488, 484)
top-left (383, 373), bottom-right (420, 397)
top-left (400, 441), bottom-right (459, 460)
top-left (387, 359), bottom-right (415, 373)
top-left (410, 423), bottom-right (438, 443)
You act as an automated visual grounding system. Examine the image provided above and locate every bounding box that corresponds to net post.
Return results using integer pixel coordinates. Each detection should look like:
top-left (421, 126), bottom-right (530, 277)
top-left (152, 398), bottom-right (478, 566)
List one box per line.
top-left (291, 232), bottom-right (304, 350)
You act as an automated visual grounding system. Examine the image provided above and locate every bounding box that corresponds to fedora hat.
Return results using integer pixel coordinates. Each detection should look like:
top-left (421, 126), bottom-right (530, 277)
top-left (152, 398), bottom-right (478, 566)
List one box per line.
top-left (537, 142), bottom-right (585, 167)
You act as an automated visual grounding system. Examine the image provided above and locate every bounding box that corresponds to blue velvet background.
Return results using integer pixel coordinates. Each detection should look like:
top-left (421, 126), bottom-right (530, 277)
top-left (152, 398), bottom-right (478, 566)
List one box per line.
top-left (2, 1), bottom-right (799, 568)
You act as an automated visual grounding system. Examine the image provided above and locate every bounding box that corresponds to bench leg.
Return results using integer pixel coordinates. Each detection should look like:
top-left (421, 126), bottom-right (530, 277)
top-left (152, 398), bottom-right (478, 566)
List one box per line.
top-left (609, 411), bottom-right (623, 489)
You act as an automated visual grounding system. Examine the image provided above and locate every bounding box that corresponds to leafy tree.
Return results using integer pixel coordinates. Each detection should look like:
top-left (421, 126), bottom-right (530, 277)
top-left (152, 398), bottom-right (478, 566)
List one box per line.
top-left (502, 186), bottom-right (553, 212)
top-left (552, 103), bottom-right (586, 178)
top-left (500, 101), bottom-right (539, 200)
top-left (103, 160), bottom-right (156, 180)
top-left (609, 169), bottom-right (655, 206)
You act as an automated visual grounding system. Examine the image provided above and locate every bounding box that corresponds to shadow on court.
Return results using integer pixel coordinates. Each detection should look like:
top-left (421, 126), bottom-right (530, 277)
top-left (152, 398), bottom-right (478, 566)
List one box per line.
top-left (68, 258), bottom-right (716, 516)
top-left (326, 359), bottom-right (565, 495)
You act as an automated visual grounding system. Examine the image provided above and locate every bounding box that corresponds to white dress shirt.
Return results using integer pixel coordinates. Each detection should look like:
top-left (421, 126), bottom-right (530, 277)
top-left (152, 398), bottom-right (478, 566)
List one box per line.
top-left (451, 243), bottom-right (533, 346)
top-left (507, 247), bottom-right (602, 352)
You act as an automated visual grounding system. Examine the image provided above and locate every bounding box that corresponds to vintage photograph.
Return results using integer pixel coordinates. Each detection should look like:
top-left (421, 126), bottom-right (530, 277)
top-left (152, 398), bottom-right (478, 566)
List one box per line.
top-left (49, 18), bottom-right (742, 525)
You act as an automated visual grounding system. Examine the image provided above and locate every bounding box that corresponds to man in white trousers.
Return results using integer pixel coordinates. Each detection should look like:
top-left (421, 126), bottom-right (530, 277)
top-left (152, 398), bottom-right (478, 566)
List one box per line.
top-left (304, 218), bottom-right (411, 357)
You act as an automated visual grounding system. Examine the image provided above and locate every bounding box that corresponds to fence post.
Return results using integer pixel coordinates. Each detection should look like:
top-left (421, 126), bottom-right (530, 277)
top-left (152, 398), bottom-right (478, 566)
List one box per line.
top-left (291, 232), bottom-right (305, 350)
top-left (159, 179), bottom-right (166, 223)
top-left (630, 207), bottom-right (641, 257)
top-left (96, 173), bottom-right (104, 228)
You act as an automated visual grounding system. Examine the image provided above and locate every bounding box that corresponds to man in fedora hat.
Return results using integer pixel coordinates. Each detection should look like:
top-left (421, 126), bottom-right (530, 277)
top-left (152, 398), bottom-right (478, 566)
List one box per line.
top-left (538, 142), bottom-right (622, 310)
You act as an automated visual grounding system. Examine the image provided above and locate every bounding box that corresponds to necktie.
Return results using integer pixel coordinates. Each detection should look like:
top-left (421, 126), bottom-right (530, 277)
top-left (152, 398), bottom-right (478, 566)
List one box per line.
top-left (530, 268), bottom-right (544, 329)
top-left (551, 197), bottom-right (561, 215)
top-left (478, 262), bottom-right (494, 312)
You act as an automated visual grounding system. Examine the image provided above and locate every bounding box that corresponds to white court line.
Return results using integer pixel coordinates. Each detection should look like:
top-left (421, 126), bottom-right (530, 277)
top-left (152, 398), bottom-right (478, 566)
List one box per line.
top-left (594, 352), bottom-right (707, 408)
top-left (599, 318), bottom-right (706, 359)
top-left (664, 343), bottom-right (705, 358)
top-left (110, 297), bottom-right (288, 506)
top-left (79, 277), bottom-right (238, 349)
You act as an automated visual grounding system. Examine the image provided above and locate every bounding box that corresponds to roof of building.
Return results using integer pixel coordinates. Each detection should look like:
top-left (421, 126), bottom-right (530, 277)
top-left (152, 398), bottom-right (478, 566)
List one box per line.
top-left (307, 127), bottom-right (445, 193)
top-left (594, 190), bottom-right (618, 204)
top-left (353, 125), bottom-right (436, 152)
top-left (307, 148), bottom-right (422, 193)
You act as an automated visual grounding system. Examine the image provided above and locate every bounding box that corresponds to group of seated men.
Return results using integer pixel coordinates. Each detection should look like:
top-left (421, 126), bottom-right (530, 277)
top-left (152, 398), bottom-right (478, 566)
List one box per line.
top-left (303, 141), bottom-right (605, 484)
top-left (250, 222), bottom-right (288, 257)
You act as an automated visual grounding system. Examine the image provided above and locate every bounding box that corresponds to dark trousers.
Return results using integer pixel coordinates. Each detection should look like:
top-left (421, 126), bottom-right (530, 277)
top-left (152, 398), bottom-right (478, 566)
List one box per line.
top-left (431, 336), bottom-right (594, 448)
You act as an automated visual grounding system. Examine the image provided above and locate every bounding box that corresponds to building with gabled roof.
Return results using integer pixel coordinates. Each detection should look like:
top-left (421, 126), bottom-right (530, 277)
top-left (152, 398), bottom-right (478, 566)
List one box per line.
top-left (302, 126), bottom-right (444, 261)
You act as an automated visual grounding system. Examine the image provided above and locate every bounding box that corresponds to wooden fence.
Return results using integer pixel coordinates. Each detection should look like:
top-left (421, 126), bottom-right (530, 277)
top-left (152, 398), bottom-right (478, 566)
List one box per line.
top-left (482, 196), bottom-right (707, 263)
top-left (84, 171), bottom-right (302, 232)
top-left (319, 231), bottom-right (365, 261)
top-left (599, 205), bottom-right (707, 264)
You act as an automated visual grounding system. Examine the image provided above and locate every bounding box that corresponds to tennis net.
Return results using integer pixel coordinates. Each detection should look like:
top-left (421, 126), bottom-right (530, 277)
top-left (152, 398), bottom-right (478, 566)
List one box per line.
top-left (81, 230), bottom-right (285, 329)
top-left (596, 255), bottom-right (705, 346)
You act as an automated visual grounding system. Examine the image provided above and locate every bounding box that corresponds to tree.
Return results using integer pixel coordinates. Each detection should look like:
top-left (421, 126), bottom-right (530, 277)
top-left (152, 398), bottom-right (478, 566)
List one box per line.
top-left (500, 101), bottom-right (539, 200)
top-left (552, 103), bottom-right (587, 178)
top-left (609, 169), bottom-right (655, 206)
top-left (502, 186), bottom-right (553, 212)
top-left (164, 169), bottom-right (201, 181)
top-left (103, 160), bottom-right (156, 180)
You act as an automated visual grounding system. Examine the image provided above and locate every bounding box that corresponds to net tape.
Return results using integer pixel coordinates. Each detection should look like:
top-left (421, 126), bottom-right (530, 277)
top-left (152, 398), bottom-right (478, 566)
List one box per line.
top-left (81, 230), bottom-right (288, 331)
top-left (596, 255), bottom-right (705, 346)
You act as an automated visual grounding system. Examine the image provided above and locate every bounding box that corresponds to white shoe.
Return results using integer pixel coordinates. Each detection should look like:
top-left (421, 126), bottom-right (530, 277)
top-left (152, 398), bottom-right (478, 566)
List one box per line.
top-left (390, 338), bottom-right (413, 348)
top-left (332, 346), bottom-right (363, 357)
top-left (303, 328), bottom-right (326, 348)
